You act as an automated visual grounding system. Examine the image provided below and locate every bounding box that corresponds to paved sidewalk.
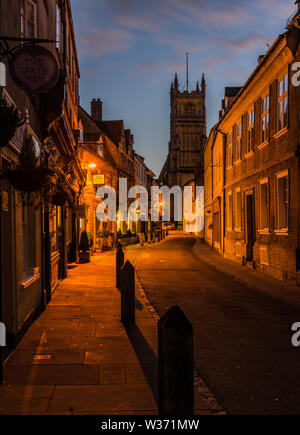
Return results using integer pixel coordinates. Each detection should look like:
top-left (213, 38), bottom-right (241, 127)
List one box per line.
top-left (193, 238), bottom-right (300, 308)
top-left (0, 246), bottom-right (222, 414)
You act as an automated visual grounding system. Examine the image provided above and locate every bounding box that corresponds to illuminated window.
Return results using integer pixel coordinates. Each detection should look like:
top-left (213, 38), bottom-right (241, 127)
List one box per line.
top-left (228, 131), bottom-right (233, 167)
top-left (275, 171), bottom-right (289, 231)
top-left (261, 95), bottom-right (269, 143)
top-left (235, 188), bottom-right (242, 230)
top-left (277, 74), bottom-right (288, 132)
top-left (21, 0), bottom-right (37, 38)
top-left (247, 109), bottom-right (254, 153)
top-left (227, 191), bottom-right (233, 230)
top-left (259, 179), bottom-right (269, 231)
top-left (236, 121), bottom-right (242, 161)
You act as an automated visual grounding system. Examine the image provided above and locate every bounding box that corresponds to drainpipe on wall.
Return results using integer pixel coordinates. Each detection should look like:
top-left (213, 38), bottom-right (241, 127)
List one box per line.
top-left (0, 73), bottom-right (5, 383)
top-left (0, 88), bottom-right (3, 384)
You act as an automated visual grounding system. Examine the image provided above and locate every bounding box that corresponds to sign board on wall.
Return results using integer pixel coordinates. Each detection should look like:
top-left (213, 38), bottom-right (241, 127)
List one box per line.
top-left (9, 45), bottom-right (59, 93)
top-left (93, 174), bottom-right (105, 185)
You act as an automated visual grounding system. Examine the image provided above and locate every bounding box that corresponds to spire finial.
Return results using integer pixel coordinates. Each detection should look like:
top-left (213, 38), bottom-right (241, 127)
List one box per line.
top-left (201, 73), bottom-right (206, 93)
top-left (196, 81), bottom-right (200, 92)
top-left (174, 73), bottom-right (178, 90)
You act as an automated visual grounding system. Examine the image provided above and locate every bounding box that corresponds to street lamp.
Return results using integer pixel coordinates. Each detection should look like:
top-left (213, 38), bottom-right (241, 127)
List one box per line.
top-left (88, 163), bottom-right (96, 168)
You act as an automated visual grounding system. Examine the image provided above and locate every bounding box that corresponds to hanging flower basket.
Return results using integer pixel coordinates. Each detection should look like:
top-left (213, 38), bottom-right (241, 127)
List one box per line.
top-left (51, 187), bottom-right (69, 206)
top-left (0, 98), bottom-right (26, 148)
top-left (5, 167), bottom-right (54, 192)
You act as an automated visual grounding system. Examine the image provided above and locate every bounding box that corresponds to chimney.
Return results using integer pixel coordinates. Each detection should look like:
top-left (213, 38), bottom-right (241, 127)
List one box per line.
top-left (257, 54), bottom-right (264, 64)
top-left (91, 98), bottom-right (103, 123)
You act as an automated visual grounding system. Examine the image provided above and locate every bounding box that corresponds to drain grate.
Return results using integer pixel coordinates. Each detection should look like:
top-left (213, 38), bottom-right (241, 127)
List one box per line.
top-left (33, 354), bottom-right (52, 360)
top-left (226, 306), bottom-right (241, 311)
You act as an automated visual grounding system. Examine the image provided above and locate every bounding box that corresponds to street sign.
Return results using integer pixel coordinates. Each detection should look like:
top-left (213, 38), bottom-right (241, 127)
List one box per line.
top-left (9, 45), bottom-right (59, 93)
top-left (93, 174), bottom-right (105, 185)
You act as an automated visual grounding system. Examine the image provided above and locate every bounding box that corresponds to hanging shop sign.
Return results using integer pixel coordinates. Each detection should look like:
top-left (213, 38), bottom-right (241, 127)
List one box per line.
top-left (93, 174), bottom-right (105, 185)
top-left (9, 45), bottom-right (59, 93)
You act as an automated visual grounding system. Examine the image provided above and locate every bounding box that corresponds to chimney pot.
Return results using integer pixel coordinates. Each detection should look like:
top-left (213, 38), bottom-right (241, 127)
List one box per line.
top-left (91, 98), bottom-right (103, 123)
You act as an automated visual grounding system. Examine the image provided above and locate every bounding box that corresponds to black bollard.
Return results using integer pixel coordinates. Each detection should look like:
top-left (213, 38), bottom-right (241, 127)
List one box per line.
top-left (121, 261), bottom-right (135, 323)
top-left (158, 306), bottom-right (194, 415)
top-left (116, 242), bottom-right (124, 289)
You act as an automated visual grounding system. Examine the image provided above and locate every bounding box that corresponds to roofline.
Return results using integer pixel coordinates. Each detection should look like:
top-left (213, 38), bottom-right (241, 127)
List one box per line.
top-left (219, 33), bottom-right (286, 124)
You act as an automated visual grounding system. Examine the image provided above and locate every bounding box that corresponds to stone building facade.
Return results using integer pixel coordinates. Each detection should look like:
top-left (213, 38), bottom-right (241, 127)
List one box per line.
top-left (159, 73), bottom-right (206, 189)
top-left (0, 0), bottom-right (84, 347)
top-left (204, 10), bottom-right (300, 285)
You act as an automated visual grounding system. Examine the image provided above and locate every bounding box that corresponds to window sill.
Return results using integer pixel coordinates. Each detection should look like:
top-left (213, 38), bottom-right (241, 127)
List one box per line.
top-left (274, 127), bottom-right (288, 140)
top-left (257, 140), bottom-right (269, 150)
top-left (234, 228), bottom-right (243, 232)
top-left (274, 230), bottom-right (289, 235)
top-left (258, 230), bottom-right (271, 235)
top-left (244, 151), bottom-right (254, 159)
top-left (20, 271), bottom-right (40, 290)
top-left (233, 160), bottom-right (242, 166)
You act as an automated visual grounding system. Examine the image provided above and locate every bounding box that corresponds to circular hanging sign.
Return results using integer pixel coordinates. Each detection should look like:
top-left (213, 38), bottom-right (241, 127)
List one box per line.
top-left (9, 45), bottom-right (59, 93)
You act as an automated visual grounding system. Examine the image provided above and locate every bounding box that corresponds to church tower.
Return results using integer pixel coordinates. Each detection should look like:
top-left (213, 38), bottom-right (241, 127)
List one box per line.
top-left (160, 72), bottom-right (206, 188)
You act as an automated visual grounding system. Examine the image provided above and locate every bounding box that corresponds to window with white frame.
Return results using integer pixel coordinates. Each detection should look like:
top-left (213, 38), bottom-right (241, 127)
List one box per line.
top-left (21, 0), bottom-right (37, 38)
top-left (237, 121), bottom-right (242, 161)
top-left (235, 188), bottom-right (242, 230)
top-left (275, 171), bottom-right (289, 231)
top-left (228, 131), bottom-right (233, 167)
top-left (277, 74), bottom-right (288, 132)
top-left (56, 5), bottom-right (61, 50)
top-left (261, 95), bottom-right (269, 143)
top-left (259, 179), bottom-right (269, 231)
top-left (247, 109), bottom-right (254, 153)
top-left (228, 191), bottom-right (233, 230)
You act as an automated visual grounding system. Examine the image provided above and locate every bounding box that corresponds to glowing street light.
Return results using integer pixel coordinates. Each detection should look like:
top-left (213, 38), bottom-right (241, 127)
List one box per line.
top-left (88, 163), bottom-right (96, 168)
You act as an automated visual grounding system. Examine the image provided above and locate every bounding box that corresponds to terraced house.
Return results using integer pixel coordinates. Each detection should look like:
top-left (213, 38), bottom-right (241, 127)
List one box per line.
top-left (204, 8), bottom-right (300, 285)
top-left (0, 0), bottom-right (84, 349)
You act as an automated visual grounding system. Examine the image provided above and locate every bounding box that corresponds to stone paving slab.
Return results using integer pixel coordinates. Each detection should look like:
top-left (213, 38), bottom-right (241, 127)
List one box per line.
top-left (48, 384), bottom-right (157, 413)
top-left (4, 364), bottom-right (99, 386)
top-left (0, 386), bottom-right (54, 413)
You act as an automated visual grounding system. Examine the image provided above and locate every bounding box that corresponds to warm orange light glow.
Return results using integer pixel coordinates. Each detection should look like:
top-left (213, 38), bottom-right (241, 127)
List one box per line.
top-left (88, 163), bottom-right (97, 168)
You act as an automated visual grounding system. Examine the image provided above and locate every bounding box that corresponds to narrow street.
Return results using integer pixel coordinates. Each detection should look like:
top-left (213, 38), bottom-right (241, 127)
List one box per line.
top-left (134, 234), bottom-right (300, 415)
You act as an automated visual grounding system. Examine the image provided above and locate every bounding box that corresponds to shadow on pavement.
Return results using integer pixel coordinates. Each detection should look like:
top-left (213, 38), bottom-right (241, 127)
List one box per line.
top-left (124, 323), bottom-right (158, 403)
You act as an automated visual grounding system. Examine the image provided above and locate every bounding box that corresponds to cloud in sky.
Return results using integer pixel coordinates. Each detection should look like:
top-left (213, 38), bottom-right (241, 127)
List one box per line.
top-left (71, 0), bottom-right (296, 175)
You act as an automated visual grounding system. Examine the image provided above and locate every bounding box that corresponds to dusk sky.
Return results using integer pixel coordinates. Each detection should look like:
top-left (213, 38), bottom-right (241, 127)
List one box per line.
top-left (71, 0), bottom-right (296, 177)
